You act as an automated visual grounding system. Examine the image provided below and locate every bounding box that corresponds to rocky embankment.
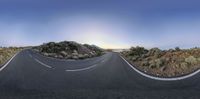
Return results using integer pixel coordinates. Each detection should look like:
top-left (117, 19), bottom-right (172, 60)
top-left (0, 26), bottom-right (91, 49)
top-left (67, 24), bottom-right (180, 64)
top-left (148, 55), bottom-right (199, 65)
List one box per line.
top-left (121, 46), bottom-right (200, 77)
top-left (33, 41), bottom-right (104, 60)
top-left (0, 47), bottom-right (22, 66)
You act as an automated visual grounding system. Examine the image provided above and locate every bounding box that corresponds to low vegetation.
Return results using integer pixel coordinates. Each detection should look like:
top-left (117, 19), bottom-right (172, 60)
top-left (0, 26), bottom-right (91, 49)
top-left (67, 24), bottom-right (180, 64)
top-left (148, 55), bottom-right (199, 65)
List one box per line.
top-left (33, 41), bottom-right (104, 60)
top-left (0, 47), bottom-right (22, 66)
top-left (121, 46), bottom-right (200, 77)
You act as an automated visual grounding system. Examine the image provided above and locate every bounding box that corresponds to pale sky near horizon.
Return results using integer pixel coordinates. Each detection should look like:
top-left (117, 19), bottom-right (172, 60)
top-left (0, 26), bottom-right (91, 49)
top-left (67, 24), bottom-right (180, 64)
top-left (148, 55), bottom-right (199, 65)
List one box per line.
top-left (0, 0), bottom-right (200, 49)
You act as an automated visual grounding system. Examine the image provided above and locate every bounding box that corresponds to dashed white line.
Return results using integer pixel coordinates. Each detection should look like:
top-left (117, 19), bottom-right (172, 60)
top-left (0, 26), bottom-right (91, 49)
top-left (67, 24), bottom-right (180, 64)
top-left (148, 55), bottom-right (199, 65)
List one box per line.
top-left (34, 58), bottom-right (53, 69)
top-left (28, 50), bottom-right (107, 71)
top-left (28, 54), bottom-right (33, 58)
top-left (27, 51), bottom-right (53, 69)
top-left (101, 60), bottom-right (106, 63)
top-left (66, 64), bottom-right (98, 72)
top-left (65, 59), bottom-right (107, 72)
top-left (120, 56), bottom-right (200, 81)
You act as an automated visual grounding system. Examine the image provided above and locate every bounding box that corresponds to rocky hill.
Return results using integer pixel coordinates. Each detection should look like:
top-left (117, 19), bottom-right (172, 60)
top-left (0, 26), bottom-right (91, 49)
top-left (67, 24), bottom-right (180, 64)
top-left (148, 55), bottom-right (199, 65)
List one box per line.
top-left (121, 46), bottom-right (200, 77)
top-left (33, 41), bottom-right (104, 60)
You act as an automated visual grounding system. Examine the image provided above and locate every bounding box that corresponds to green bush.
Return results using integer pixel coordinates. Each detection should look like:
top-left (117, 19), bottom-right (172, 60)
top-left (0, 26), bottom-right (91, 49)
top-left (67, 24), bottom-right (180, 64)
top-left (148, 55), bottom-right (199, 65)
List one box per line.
top-left (175, 47), bottom-right (181, 51)
top-left (185, 56), bottom-right (197, 65)
top-left (129, 46), bottom-right (148, 56)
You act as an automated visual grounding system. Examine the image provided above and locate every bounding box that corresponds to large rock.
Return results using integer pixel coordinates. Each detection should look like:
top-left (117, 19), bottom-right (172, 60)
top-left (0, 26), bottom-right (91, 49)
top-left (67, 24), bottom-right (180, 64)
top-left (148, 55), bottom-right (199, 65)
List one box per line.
top-left (72, 52), bottom-right (78, 56)
top-left (43, 52), bottom-right (49, 56)
top-left (60, 51), bottom-right (68, 57)
top-left (78, 54), bottom-right (84, 59)
top-left (72, 56), bottom-right (78, 59)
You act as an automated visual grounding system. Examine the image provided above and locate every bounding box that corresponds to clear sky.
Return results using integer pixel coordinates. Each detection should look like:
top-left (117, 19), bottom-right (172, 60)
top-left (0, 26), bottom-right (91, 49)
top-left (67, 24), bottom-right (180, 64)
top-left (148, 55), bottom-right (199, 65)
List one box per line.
top-left (0, 0), bottom-right (200, 49)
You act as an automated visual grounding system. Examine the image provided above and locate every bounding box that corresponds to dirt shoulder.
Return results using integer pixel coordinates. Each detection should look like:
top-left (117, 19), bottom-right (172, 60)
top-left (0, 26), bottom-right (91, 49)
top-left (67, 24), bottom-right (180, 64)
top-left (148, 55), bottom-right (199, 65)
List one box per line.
top-left (0, 47), bottom-right (22, 66)
top-left (121, 47), bottom-right (200, 77)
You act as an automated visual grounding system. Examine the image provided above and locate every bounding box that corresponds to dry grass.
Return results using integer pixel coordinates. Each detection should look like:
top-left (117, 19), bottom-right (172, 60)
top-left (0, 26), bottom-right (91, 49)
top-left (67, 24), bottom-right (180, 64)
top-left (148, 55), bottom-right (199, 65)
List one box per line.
top-left (122, 47), bottom-right (200, 77)
top-left (0, 47), bottom-right (22, 65)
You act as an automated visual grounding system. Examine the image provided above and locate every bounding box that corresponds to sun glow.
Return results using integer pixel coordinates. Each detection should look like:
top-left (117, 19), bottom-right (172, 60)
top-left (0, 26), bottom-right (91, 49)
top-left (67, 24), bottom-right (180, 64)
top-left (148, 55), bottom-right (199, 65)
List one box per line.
top-left (59, 16), bottom-right (129, 49)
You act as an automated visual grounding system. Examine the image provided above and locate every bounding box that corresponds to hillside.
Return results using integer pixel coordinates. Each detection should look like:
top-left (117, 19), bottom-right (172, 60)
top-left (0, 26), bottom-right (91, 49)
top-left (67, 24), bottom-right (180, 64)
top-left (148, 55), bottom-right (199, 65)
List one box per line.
top-left (121, 46), bottom-right (200, 77)
top-left (33, 41), bottom-right (104, 60)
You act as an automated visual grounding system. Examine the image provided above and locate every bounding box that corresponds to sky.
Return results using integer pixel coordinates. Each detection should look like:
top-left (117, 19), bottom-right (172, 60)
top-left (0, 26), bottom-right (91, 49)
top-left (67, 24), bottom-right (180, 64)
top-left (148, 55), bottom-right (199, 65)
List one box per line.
top-left (0, 0), bottom-right (200, 49)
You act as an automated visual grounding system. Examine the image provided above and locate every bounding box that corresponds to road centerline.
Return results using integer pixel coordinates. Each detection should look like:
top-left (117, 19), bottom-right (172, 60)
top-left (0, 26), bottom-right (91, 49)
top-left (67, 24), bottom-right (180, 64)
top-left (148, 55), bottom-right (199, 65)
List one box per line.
top-left (34, 58), bottom-right (53, 69)
top-left (65, 64), bottom-right (98, 72)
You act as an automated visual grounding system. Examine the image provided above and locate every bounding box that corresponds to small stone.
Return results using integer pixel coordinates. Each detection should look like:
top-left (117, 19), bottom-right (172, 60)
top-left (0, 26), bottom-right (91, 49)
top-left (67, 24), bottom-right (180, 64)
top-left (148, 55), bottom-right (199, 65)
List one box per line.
top-left (160, 66), bottom-right (166, 71)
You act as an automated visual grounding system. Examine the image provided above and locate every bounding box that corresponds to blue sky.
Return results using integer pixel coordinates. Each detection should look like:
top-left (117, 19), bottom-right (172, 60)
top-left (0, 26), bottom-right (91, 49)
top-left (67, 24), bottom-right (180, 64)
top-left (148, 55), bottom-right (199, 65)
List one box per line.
top-left (0, 0), bottom-right (200, 49)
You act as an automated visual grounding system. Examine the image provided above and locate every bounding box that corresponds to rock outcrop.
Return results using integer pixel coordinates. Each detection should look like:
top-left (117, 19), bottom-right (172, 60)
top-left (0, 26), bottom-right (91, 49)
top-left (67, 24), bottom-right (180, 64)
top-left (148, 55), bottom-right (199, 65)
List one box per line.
top-left (33, 41), bottom-right (104, 59)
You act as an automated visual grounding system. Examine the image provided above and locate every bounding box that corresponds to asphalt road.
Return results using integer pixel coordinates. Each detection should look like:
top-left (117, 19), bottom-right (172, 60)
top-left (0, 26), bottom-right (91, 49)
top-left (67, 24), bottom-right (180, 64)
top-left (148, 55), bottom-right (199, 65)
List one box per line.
top-left (0, 49), bottom-right (200, 99)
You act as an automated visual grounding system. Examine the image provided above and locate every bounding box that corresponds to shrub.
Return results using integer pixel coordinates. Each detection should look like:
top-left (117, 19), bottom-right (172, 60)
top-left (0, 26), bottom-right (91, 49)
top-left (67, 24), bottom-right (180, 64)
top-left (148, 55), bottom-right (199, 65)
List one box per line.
top-left (175, 47), bottom-right (181, 51)
top-left (147, 48), bottom-right (162, 58)
top-left (155, 59), bottom-right (164, 68)
top-left (129, 46), bottom-right (148, 56)
top-left (185, 56), bottom-right (197, 65)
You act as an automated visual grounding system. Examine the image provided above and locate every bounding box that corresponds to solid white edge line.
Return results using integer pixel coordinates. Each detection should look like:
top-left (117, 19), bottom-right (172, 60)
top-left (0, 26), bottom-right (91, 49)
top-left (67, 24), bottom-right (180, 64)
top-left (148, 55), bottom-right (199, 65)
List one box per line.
top-left (66, 64), bottom-right (98, 72)
top-left (65, 58), bottom-right (107, 72)
top-left (34, 58), bottom-right (52, 69)
top-left (120, 55), bottom-right (200, 81)
top-left (0, 52), bottom-right (19, 71)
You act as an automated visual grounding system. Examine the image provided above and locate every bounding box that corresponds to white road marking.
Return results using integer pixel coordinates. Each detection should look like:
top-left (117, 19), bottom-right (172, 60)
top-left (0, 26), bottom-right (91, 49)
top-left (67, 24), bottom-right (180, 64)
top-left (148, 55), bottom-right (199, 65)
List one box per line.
top-left (0, 52), bottom-right (19, 71)
top-left (30, 50), bottom-right (108, 71)
top-left (27, 51), bottom-right (53, 69)
top-left (28, 54), bottom-right (33, 58)
top-left (120, 56), bottom-right (200, 81)
top-left (65, 58), bottom-right (107, 72)
top-left (101, 60), bottom-right (106, 63)
top-left (66, 64), bottom-right (98, 72)
top-left (34, 58), bottom-right (53, 69)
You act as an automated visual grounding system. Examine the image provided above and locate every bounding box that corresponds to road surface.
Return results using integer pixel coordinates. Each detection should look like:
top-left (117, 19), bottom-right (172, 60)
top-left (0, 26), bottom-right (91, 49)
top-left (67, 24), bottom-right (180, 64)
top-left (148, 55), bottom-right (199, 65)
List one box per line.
top-left (0, 49), bottom-right (200, 99)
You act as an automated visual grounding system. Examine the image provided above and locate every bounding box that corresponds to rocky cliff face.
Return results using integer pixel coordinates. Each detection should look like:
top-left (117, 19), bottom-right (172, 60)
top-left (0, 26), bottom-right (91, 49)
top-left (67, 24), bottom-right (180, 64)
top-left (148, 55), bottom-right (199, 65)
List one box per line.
top-left (33, 41), bottom-right (104, 59)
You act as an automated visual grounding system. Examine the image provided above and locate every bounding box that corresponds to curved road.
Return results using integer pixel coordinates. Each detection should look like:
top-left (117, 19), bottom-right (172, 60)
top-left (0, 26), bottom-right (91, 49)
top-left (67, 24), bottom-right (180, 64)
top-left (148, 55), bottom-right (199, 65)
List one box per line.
top-left (0, 49), bottom-right (200, 99)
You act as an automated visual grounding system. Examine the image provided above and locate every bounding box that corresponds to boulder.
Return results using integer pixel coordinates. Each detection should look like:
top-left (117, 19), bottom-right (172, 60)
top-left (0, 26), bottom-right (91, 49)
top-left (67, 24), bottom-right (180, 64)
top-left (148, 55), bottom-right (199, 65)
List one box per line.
top-left (78, 54), bottom-right (84, 59)
top-left (72, 56), bottom-right (78, 59)
top-left (60, 51), bottom-right (68, 57)
top-left (43, 52), bottom-right (49, 56)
